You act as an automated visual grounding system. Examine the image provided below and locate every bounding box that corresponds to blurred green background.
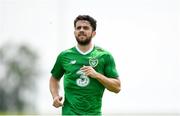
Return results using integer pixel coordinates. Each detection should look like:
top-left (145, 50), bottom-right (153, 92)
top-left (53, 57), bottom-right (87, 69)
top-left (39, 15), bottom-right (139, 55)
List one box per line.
top-left (0, 42), bottom-right (39, 115)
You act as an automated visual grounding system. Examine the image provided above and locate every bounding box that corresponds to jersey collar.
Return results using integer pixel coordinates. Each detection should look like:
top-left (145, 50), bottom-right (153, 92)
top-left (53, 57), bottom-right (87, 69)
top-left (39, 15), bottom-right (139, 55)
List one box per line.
top-left (75, 44), bottom-right (94, 55)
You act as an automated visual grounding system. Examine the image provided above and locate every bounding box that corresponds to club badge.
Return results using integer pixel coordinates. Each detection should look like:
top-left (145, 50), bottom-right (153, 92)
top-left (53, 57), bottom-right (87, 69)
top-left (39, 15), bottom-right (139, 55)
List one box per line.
top-left (89, 58), bottom-right (98, 67)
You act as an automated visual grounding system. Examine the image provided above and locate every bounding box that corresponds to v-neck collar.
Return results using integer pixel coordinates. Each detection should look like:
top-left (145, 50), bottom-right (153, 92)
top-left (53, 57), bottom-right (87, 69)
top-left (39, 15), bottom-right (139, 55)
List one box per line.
top-left (75, 44), bottom-right (94, 55)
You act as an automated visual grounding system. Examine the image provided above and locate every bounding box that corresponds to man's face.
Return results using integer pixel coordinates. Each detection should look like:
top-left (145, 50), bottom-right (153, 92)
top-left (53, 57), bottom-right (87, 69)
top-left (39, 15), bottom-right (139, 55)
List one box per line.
top-left (74, 20), bottom-right (95, 45)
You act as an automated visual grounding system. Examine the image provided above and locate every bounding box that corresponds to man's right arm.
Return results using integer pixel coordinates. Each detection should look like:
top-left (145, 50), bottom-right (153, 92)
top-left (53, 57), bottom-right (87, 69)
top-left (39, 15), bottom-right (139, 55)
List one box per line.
top-left (49, 76), bottom-right (59, 98)
top-left (49, 76), bottom-right (63, 108)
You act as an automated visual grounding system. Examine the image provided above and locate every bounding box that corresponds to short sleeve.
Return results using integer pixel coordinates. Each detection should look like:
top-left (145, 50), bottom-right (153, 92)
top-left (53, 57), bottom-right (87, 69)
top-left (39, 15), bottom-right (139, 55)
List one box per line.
top-left (104, 54), bottom-right (119, 78)
top-left (51, 54), bottom-right (65, 80)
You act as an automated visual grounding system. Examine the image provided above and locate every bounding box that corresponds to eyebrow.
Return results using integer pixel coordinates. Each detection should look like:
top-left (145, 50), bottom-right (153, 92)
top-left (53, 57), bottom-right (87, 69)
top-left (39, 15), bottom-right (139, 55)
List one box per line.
top-left (76, 26), bottom-right (90, 29)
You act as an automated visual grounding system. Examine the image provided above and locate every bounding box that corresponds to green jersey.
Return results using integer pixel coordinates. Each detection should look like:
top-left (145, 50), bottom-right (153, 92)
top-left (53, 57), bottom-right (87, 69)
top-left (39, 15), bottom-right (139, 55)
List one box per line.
top-left (51, 46), bottom-right (119, 115)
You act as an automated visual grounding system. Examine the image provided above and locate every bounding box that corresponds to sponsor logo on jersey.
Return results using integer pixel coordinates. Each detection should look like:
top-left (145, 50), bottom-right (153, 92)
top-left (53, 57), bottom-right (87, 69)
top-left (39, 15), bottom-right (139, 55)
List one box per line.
top-left (76, 70), bottom-right (90, 87)
top-left (89, 58), bottom-right (98, 67)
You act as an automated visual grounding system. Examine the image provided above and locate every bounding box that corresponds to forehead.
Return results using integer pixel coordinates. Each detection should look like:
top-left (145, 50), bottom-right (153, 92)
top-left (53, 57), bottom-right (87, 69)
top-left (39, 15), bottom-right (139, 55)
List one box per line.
top-left (75, 20), bottom-right (91, 27)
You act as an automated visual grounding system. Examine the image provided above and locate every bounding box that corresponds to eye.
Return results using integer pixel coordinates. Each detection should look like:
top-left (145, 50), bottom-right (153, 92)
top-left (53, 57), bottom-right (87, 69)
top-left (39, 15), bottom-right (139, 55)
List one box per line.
top-left (83, 26), bottom-right (89, 30)
top-left (76, 26), bottom-right (81, 30)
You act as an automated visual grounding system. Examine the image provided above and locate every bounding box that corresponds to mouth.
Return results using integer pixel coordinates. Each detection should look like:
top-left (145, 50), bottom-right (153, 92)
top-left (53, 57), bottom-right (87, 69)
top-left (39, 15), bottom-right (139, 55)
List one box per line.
top-left (78, 34), bottom-right (86, 37)
top-left (78, 32), bottom-right (86, 36)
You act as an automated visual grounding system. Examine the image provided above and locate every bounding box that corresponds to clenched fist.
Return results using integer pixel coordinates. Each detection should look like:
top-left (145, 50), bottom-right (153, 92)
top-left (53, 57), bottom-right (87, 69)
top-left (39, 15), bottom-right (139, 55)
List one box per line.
top-left (53, 96), bottom-right (63, 108)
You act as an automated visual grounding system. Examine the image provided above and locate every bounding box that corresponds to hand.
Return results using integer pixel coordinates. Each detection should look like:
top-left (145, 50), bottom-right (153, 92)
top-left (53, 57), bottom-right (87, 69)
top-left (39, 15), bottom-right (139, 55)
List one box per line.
top-left (80, 66), bottom-right (98, 78)
top-left (53, 96), bottom-right (63, 108)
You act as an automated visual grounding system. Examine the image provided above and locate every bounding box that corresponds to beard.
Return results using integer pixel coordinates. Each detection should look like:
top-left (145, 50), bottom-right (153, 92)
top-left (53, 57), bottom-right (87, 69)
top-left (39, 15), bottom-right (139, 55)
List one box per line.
top-left (75, 34), bottom-right (92, 46)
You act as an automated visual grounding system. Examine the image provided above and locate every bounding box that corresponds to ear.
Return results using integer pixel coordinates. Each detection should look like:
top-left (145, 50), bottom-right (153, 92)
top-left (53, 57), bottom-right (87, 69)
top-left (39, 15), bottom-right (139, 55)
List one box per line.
top-left (92, 31), bottom-right (96, 37)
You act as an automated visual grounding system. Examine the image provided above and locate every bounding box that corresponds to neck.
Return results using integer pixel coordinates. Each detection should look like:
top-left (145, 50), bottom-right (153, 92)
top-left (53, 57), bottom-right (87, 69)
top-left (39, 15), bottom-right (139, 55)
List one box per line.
top-left (77, 43), bottom-right (93, 53)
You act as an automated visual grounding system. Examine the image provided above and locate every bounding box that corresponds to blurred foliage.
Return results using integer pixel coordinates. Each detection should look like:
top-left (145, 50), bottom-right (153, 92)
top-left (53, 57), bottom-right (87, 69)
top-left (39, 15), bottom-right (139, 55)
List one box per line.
top-left (0, 42), bottom-right (39, 114)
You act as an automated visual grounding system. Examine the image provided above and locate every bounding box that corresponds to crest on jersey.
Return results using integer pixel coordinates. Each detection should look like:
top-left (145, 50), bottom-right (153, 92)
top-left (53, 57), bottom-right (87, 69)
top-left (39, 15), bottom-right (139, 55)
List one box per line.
top-left (89, 58), bottom-right (98, 67)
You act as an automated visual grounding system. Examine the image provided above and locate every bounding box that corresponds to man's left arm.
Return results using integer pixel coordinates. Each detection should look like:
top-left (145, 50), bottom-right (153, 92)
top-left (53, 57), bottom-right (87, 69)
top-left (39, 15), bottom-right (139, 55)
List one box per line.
top-left (81, 66), bottom-right (121, 93)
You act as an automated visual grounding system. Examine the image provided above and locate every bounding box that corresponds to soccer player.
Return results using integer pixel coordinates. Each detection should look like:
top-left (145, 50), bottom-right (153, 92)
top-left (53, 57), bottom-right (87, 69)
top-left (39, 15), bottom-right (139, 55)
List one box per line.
top-left (49, 15), bottom-right (121, 115)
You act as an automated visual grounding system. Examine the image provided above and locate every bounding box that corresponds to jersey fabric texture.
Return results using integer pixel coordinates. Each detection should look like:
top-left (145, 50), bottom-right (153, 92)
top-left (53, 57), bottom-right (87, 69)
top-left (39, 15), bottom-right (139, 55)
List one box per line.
top-left (51, 46), bottom-right (119, 115)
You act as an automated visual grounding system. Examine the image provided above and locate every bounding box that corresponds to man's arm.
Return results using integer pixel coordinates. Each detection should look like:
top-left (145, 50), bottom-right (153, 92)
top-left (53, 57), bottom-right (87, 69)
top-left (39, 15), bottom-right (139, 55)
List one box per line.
top-left (49, 76), bottom-right (63, 107)
top-left (49, 76), bottom-right (59, 98)
top-left (80, 66), bottom-right (121, 93)
top-left (95, 73), bottom-right (121, 93)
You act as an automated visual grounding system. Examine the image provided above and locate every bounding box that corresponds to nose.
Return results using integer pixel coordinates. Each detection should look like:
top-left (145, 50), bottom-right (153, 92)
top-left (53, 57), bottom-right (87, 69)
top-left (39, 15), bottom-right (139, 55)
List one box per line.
top-left (79, 29), bottom-right (85, 35)
top-left (80, 27), bottom-right (84, 32)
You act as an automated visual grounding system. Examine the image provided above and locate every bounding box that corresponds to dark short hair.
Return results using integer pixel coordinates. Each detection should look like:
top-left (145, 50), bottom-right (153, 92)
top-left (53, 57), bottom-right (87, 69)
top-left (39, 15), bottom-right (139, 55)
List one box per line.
top-left (74, 15), bottom-right (97, 31)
